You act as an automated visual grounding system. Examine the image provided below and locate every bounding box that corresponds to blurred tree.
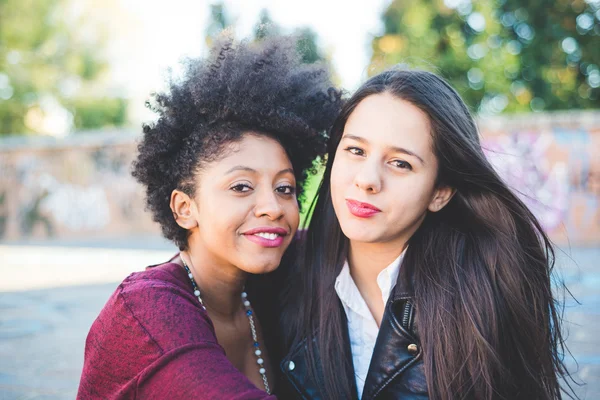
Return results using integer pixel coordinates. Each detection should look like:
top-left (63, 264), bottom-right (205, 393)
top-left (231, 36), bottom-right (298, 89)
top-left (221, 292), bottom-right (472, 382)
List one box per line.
top-left (295, 27), bottom-right (325, 64)
top-left (68, 97), bottom-right (127, 130)
top-left (499, 0), bottom-right (600, 111)
top-left (0, 0), bottom-right (128, 135)
top-left (205, 2), bottom-right (233, 45)
top-left (206, 3), bottom-right (327, 66)
top-left (253, 9), bottom-right (281, 40)
top-left (369, 0), bottom-right (600, 114)
top-left (251, 8), bottom-right (325, 64)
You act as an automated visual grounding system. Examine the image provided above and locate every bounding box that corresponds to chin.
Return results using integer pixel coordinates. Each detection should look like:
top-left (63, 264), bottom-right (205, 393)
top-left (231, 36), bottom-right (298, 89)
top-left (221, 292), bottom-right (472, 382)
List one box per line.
top-left (346, 234), bottom-right (382, 244)
top-left (242, 259), bottom-right (281, 275)
top-left (339, 222), bottom-right (382, 243)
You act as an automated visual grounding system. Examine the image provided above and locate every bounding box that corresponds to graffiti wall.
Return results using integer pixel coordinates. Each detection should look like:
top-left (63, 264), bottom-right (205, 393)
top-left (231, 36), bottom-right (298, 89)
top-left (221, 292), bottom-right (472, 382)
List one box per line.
top-left (0, 111), bottom-right (599, 245)
top-left (480, 112), bottom-right (600, 246)
top-left (0, 132), bottom-right (160, 242)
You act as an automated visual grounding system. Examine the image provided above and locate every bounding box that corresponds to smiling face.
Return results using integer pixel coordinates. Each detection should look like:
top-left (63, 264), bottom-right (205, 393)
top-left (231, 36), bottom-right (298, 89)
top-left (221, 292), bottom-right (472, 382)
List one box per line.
top-left (173, 133), bottom-right (299, 275)
top-left (330, 92), bottom-right (454, 250)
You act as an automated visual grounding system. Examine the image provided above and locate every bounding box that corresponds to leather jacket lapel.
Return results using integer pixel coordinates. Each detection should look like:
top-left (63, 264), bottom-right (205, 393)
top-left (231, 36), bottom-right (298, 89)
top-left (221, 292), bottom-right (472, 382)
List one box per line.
top-left (280, 333), bottom-right (324, 400)
top-left (361, 299), bottom-right (422, 400)
top-left (280, 301), bottom-right (359, 400)
top-left (361, 260), bottom-right (423, 400)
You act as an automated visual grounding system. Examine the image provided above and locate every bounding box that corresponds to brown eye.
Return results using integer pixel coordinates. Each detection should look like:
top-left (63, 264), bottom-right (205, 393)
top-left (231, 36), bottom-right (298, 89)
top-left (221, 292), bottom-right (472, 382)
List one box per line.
top-left (345, 147), bottom-right (365, 156)
top-left (276, 185), bottom-right (296, 195)
top-left (391, 160), bottom-right (413, 170)
top-left (231, 183), bottom-right (252, 192)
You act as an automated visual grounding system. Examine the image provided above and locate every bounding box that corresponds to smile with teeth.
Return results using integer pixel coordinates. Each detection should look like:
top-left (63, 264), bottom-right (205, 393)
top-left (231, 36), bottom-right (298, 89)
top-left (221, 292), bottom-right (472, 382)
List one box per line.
top-left (253, 232), bottom-right (280, 240)
top-left (243, 227), bottom-right (287, 248)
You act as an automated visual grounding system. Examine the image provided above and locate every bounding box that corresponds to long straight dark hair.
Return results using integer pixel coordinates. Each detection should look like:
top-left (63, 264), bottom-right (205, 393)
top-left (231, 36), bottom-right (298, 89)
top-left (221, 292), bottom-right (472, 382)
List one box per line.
top-left (280, 69), bottom-right (576, 399)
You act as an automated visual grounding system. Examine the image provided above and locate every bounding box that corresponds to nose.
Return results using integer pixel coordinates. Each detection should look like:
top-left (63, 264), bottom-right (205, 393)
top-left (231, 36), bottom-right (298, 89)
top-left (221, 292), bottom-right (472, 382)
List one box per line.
top-left (354, 160), bottom-right (382, 194)
top-left (254, 188), bottom-right (284, 220)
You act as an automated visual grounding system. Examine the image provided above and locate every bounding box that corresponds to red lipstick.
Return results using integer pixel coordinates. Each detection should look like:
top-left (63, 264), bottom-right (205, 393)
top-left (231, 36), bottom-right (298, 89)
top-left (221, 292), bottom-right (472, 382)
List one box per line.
top-left (346, 199), bottom-right (381, 218)
top-left (242, 227), bottom-right (288, 248)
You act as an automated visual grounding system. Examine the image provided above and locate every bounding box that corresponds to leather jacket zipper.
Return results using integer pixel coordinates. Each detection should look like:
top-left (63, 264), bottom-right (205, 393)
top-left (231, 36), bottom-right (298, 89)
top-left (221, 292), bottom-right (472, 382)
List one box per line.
top-left (402, 301), bottom-right (412, 329)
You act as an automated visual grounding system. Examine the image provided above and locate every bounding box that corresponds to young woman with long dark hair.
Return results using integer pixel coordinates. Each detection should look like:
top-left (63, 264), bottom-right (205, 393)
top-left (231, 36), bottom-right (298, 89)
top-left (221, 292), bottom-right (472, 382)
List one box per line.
top-left (276, 69), bottom-right (575, 399)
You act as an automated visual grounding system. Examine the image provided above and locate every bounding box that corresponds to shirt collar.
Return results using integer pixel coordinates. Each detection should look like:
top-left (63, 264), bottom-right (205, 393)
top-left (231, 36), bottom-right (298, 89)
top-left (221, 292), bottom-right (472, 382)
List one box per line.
top-left (377, 250), bottom-right (404, 304)
top-left (334, 248), bottom-right (407, 318)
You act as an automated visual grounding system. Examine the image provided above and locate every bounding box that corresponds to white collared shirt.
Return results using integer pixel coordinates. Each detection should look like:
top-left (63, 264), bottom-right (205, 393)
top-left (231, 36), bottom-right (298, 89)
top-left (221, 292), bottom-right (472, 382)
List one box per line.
top-left (334, 250), bottom-right (405, 399)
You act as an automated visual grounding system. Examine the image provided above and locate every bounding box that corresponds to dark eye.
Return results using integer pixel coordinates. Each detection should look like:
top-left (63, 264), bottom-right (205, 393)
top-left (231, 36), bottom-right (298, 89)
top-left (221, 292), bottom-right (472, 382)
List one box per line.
top-left (276, 185), bottom-right (296, 195)
top-left (391, 160), bottom-right (413, 170)
top-left (231, 183), bottom-right (252, 193)
top-left (345, 147), bottom-right (364, 156)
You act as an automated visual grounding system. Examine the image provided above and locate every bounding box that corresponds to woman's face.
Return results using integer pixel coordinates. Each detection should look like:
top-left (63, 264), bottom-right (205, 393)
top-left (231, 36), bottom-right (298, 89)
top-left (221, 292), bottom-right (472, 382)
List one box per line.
top-left (330, 92), bottom-right (452, 249)
top-left (182, 133), bottom-right (299, 274)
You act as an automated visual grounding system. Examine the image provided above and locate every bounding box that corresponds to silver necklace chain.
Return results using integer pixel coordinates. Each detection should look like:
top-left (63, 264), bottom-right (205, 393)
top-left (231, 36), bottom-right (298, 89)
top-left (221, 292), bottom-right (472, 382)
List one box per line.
top-left (181, 257), bottom-right (271, 394)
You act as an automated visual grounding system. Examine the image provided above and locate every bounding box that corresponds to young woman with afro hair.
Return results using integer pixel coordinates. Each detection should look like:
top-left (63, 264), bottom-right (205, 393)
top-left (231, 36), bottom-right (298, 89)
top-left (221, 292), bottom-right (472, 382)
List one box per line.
top-left (77, 34), bottom-right (342, 400)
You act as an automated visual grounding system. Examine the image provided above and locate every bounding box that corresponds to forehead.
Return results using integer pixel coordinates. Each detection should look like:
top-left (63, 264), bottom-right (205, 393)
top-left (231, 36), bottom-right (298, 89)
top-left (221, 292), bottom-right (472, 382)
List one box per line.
top-left (344, 93), bottom-right (433, 154)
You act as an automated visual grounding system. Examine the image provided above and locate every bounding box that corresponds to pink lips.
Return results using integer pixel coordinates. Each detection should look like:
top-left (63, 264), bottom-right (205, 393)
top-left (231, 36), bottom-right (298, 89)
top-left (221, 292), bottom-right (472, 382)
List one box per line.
top-left (346, 199), bottom-right (381, 218)
top-left (242, 226), bottom-right (289, 248)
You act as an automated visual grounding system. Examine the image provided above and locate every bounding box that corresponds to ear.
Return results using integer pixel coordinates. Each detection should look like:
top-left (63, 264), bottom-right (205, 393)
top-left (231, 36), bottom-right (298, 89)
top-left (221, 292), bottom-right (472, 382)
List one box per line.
top-left (170, 189), bottom-right (198, 229)
top-left (428, 185), bottom-right (456, 213)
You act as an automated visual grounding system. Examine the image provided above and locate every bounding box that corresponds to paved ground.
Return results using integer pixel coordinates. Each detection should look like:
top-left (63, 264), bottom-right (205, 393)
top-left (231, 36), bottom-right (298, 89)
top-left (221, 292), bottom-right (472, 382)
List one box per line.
top-left (0, 244), bottom-right (598, 399)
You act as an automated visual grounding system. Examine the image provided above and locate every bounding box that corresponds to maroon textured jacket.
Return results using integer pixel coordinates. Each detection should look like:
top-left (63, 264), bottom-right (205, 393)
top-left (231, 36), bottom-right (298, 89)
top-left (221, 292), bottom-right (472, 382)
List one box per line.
top-left (77, 262), bottom-right (276, 399)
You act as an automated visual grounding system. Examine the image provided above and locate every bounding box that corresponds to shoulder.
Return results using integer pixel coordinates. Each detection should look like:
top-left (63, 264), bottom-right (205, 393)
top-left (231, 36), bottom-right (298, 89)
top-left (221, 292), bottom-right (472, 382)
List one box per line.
top-left (79, 262), bottom-right (232, 398)
top-left (123, 261), bottom-right (189, 291)
top-left (99, 262), bottom-right (217, 352)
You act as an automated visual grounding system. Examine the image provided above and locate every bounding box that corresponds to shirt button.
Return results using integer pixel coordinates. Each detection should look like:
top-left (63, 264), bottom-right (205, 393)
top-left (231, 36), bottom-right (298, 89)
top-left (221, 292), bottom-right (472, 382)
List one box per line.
top-left (288, 361), bottom-right (296, 371)
top-left (407, 343), bottom-right (418, 355)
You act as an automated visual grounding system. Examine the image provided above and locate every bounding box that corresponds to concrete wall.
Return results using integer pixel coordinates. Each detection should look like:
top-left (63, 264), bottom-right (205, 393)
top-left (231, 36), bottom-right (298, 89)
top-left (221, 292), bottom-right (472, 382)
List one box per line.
top-left (0, 132), bottom-right (159, 243)
top-left (480, 112), bottom-right (600, 246)
top-left (1, 111), bottom-right (599, 245)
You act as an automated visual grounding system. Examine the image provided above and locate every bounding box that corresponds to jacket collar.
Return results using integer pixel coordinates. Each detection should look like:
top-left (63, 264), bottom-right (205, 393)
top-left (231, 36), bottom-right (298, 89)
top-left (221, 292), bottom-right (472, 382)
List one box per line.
top-left (391, 253), bottom-right (415, 301)
top-left (280, 299), bottom-right (359, 400)
top-left (361, 295), bottom-right (420, 399)
top-left (281, 257), bottom-right (417, 400)
top-left (361, 256), bottom-right (421, 400)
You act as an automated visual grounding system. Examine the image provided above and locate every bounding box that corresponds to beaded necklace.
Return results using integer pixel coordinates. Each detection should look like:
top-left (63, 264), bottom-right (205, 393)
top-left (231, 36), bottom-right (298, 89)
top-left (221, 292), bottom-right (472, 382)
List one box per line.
top-left (181, 257), bottom-right (271, 394)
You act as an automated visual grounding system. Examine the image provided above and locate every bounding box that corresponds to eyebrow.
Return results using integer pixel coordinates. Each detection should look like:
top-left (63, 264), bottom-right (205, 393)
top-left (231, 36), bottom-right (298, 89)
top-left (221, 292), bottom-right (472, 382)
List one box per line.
top-left (342, 134), bottom-right (426, 165)
top-left (225, 166), bottom-right (295, 176)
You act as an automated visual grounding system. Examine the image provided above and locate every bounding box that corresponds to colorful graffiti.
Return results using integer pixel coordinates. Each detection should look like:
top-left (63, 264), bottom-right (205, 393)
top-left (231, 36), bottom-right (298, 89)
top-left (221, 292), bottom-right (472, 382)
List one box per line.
top-left (0, 133), bottom-right (159, 241)
top-left (0, 114), bottom-right (599, 245)
top-left (481, 121), bottom-right (600, 246)
top-left (483, 131), bottom-right (570, 232)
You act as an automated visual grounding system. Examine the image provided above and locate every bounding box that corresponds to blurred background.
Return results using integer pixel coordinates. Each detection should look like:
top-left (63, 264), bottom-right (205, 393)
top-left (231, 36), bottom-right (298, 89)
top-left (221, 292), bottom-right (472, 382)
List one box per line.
top-left (1, 0), bottom-right (599, 398)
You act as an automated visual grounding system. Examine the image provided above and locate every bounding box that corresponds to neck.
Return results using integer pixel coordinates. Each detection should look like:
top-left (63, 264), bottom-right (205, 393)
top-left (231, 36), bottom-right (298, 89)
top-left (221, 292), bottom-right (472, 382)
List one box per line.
top-left (347, 239), bottom-right (407, 327)
top-left (347, 240), bottom-right (406, 284)
top-left (178, 248), bottom-right (247, 319)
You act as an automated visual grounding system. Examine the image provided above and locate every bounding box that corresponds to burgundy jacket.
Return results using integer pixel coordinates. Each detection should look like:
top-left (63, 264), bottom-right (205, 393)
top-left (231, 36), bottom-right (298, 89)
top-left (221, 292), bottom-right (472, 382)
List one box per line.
top-left (77, 262), bottom-right (276, 399)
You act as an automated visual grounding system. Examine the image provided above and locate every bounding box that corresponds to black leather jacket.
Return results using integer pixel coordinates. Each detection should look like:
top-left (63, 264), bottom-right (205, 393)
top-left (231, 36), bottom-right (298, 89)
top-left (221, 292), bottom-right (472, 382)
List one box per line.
top-left (276, 263), bottom-right (429, 400)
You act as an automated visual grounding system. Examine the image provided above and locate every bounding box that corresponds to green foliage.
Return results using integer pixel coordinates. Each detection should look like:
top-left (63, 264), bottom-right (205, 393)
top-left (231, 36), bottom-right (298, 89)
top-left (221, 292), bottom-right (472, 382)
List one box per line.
top-left (205, 3), bottom-right (232, 43)
top-left (299, 163), bottom-right (325, 227)
top-left (296, 27), bottom-right (325, 64)
top-left (253, 9), bottom-right (281, 40)
top-left (0, 0), bottom-right (127, 135)
top-left (68, 97), bottom-right (127, 130)
top-left (369, 0), bottom-right (600, 114)
top-left (208, 2), bottom-right (326, 65)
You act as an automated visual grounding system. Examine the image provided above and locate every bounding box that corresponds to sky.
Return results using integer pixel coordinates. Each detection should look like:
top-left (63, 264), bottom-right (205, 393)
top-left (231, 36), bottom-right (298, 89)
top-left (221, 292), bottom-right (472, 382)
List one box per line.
top-left (111, 0), bottom-right (391, 123)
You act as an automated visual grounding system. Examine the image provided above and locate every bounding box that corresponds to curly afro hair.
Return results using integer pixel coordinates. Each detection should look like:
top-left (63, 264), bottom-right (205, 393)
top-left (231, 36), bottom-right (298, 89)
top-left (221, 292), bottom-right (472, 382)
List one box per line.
top-left (132, 34), bottom-right (343, 250)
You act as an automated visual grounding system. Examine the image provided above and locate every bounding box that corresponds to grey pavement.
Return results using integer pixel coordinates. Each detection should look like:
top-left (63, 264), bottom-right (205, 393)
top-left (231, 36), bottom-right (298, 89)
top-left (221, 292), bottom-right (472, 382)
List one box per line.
top-left (557, 247), bottom-right (600, 399)
top-left (0, 283), bottom-right (116, 399)
top-left (0, 245), bottom-right (598, 399)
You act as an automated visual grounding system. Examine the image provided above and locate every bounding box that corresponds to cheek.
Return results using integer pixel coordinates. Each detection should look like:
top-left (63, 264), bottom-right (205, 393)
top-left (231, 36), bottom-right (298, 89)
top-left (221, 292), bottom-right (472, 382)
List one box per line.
top-left (285, 200), bottom-right (300, 232)
top-left (199, 212), bottom-right (237, 247)
top-left (330, 157), bottom-right (352, 200)
top-left (197, 195), bottom-right (246, 236)
top-left (388, 177), bottom-right (436, 216)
